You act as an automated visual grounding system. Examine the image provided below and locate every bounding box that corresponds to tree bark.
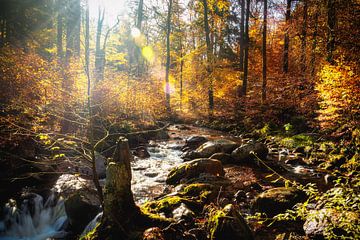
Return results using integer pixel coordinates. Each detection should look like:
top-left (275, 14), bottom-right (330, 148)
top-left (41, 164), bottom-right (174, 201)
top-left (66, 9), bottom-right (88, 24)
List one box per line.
top-left (242, 0), bottom-right (250, 97)
top-left (202, 0), bottom-right (214, 116)
top-left (262, 0), bottom-right (267, 104)
top-left (95, 7), bottom-right (105, 82)
top-left (56, 0), bottom-right (63, 59)
top-left (135, 0), bottom-right (144, 76)
top-left (180, 36), bottom-right (184, 112)
top-left (310, 9), bottom-right (319, 77)
top-left (74, 0), bottom-right (81, 56)
top-left (239, 0), bottom-right (245, 72)
top-left (300, 0), bottom-right (308, 78)
top-left (326, 0), bottom-right (336, 63)
top-left (283, 0), bottom-right (291, 73)
top-left (165, 0), bottom-right (172, 113)
top-left (103, 137), bottom-right (139, 237)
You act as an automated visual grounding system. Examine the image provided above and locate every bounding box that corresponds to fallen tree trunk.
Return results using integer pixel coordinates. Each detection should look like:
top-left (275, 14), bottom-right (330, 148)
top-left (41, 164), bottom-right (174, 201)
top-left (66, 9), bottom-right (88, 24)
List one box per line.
top-left (124, 123), bottom-right (170, 147)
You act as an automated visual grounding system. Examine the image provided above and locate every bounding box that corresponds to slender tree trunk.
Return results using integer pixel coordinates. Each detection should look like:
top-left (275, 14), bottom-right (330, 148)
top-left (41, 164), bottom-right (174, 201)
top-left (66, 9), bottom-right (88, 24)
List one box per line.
top-left (202, 0), bottom-right (214, 115)
top-left (165, 0), bottom-right (172, 113)
top-left (180, 37), bottom-right (184, 112)
top-left (310, 9), bottom-right (319, 77)
top-left (84, 0), bottom-right (104, 204)
top-left (95, 7), bottom-right (105, 82)
top-left (57, 0), bottom-right (63, 59)
top-left (262, 0), bottom-right (267, 104)
top-left (242, 0), bottom-right (250, 96)
top-left (239, 0), bottom-right (245, 72)
top-left (326, 0), bottom-right (336, 63)
top-left (135, 0), bottom-right (144, 76)
top-left (0, 18), bottom-right (5, 47)
top-left (74, 0), bottom-right (81, 56)
top-left (65, 4), bottom-right (73, 66)
top-left (283, 0), bottom-right (291, 73)
top-left (300, 0), bottom-right (308, 78)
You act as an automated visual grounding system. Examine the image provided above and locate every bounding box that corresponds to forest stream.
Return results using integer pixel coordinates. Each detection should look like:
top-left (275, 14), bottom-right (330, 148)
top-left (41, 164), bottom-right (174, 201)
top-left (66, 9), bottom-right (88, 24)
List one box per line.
top-left (0, 124), bottom-right (326, 240)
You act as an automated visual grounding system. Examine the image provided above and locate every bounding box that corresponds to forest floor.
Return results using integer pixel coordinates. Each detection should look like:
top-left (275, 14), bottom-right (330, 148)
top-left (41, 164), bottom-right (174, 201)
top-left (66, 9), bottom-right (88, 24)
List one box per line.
top-left (0, 122), bottom-right (358, 240)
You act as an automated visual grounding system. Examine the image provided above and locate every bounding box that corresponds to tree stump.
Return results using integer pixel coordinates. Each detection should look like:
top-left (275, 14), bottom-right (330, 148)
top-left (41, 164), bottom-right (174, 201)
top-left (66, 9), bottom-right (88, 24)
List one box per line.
top-left (103, 137), bottom-right (140, 236)
top-left (93, 137), bottom-right (171, 239)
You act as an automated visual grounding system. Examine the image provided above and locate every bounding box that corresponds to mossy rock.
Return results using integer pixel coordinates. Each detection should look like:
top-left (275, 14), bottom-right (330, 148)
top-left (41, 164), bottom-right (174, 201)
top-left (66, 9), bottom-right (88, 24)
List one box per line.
top-left (180, 183), bottom-right (218, 203)
top-left (166, 158), bottom-right (225, 185)
top-left (183, 140), bottom-right (240, 160)
top-left (141, 195), bottom-right (200, 218)
top-left (209, 153), bottom-right (234, 164)
top-left (207, 204), bottom-right (254, 240)
top-left (304, 208), bottom-right (360, 239)
top-left (252, 187), bottom-right (306, 217)
top-left (231, 142), bottom-right (268, 163)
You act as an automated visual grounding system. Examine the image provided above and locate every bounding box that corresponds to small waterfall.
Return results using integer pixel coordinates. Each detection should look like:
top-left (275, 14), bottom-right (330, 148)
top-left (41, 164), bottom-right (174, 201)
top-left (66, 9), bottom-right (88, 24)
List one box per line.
top-left (0, 193), bottom-right (68, 240)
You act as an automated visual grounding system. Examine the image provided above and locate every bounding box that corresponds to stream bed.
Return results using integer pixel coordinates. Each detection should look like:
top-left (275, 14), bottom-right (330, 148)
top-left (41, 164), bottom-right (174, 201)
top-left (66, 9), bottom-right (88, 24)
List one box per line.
top-left (0, 124), bottom-right (324, 240)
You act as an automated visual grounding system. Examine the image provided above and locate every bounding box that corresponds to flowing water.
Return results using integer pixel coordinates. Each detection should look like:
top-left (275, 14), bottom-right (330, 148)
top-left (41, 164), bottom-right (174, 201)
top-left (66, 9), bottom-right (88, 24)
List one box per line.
top-left (0, 193), bottom-right (67, 240)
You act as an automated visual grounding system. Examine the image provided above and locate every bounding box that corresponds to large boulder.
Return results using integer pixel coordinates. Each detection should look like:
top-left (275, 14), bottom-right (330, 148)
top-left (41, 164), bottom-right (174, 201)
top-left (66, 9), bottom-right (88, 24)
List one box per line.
top-left (303, 208), bottom-right (359, 239)
top-left (231, 142), bottom-right (268, 163)
top-left (53, 174), bottom-right (100, 233)
top-left (208, 204), bottom-right (254, 240)
top-left (64, 193), bottom-right (100, 232)
top-left (182, 136), bottom-right (208, 151)
top-left (166, 159), bottom-right (225, 185)
top-left (182, 139), bottom-right (240, 160)
top-left (209, 153), bottom-right (233, 165)
top-left (252, 187), bottom-right (306, 217)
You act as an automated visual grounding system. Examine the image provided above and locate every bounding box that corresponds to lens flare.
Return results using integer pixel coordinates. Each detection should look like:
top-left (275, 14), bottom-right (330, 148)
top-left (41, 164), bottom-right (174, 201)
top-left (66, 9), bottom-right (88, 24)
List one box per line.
top-left (142, 46), bottom-right (155, 63)
top-left (164, 82), bottom-right (175, 95)
top-left (131, 27), bottom-right (141, 38)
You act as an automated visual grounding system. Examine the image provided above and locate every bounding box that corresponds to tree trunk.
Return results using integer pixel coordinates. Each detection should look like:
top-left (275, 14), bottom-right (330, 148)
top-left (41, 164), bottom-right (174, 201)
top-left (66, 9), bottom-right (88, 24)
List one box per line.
top-left (300, 0), bottom-right (308, 78)
top-left (242, 0), bottom-right (250, 97)
top-left (326, 0), bottom-right (336, 63)
top-left (135, 0), bottom-right (144, 76)
top-left (239, 0), bottom-right (245, 72)
top-left (180, 37), bottom-right (184, 112)
top-left (84, 0), bottom-right (103, 204)
top-left (103, 137), bottom-right (139, 237)
top-left (56, 1), bottom-right (63, 60)
top-left (95, 7), bottom-right (105, 82)
top-left (283, 0), bottom-right (291, 73)
top-left (262, 0), bottom-right (267, 104)
top-left (74, 0), bottom-right (81, 56)
top-left (65, 2), bottom-right (74, 66)
top-left (310, 9), bottom-right (319, 77)
top-left (202, 0), bottom-right (214, 116)
top-left (165, 0), bottom-right (172, 113)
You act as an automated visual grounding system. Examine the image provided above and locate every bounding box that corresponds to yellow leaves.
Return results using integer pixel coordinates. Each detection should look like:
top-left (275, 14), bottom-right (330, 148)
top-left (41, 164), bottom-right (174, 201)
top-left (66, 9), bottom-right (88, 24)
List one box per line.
top-left (316, 61), bottom-right (360, 130)
top-left (106, 52), bottom-right (127, 65)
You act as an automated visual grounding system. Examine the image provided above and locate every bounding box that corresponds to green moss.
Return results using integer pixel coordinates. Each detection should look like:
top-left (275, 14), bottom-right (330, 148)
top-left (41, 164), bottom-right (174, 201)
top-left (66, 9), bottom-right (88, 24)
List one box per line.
top-left (80, 223), bottom-right (100, 240)
top-left (208, 208), bottom-right (227, 240)
top-left (280, 134), bottom-right (314, 148)
top-left (182, 183), bottom-right (214, 196)
top-left (141, 195), bottom-right (197, 216)
top-left (166, 165), bottom-right (187, 185)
